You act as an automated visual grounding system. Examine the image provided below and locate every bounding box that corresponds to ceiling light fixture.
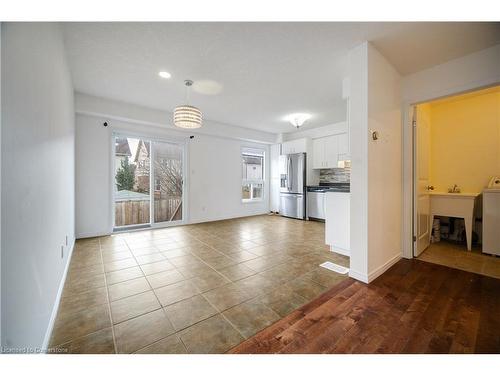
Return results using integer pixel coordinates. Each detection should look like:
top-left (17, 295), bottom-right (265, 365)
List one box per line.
top-left (285, 113), bottom-right (312, 128)
top-left (173, 80), bottom-right (203, 129)
top-left (158, 71), bottom-right (171, 79)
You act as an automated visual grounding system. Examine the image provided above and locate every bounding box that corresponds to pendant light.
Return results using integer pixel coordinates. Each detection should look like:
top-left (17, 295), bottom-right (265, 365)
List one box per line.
top-left (173, 80), bottom-right (203, 129)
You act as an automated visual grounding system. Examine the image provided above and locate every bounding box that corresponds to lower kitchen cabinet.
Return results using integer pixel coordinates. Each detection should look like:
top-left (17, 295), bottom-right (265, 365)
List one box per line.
top-left (325, 191), bottom-right (350, 256)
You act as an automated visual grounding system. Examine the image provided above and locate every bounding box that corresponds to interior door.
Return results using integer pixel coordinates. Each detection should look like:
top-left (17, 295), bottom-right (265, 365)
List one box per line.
top-left (414, 105), bottom-right (432, 256)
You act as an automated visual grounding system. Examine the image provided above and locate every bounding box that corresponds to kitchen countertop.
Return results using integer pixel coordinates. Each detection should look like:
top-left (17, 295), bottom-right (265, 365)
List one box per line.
top-left (308, 187), bottom-right (350, 193)
top-left (307, 183), bottom-right (350, 193)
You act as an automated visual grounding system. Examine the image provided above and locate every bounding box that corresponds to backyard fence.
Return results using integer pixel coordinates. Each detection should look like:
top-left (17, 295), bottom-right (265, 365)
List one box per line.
top-left (154, 197), bottom-right (182, 222)
top-left (114, 197), bottom-right (182, 227)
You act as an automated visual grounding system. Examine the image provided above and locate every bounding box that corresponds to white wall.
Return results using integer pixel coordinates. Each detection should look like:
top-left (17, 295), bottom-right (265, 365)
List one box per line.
top-left (366, 44), bottom-right (402, 279)
top-left (75, 114), bottom-right (112, 237)
top-left (189, 134), bottom-right (270, 223)
top-left (401, 44), bottom-right (500, 259)
top-left (77, 93), bottom-right (277, 144)
top-left (402, 44), bottom-right (500, 104)
top-left (348, 43), bottom-right (402, 283)
top-left (347, 43), bottom-right (369, 282)
top-left (1, 23), bottom-right (75, 349)
top-left (76, 101), bottom-right (271, 238)
top-left (0, 22), bottom-right (2, 343)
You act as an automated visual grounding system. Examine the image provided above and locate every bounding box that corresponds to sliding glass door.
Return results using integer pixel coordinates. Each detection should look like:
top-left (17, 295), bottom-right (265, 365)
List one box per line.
top-left (152, 141), bottom-right (183, 223)
top-left (113, 135), bottom-right (185, 230)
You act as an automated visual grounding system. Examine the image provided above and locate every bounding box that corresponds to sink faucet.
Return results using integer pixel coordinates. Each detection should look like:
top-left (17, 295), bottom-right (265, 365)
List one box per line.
top-left (448, 184), bottom-right (461, 193)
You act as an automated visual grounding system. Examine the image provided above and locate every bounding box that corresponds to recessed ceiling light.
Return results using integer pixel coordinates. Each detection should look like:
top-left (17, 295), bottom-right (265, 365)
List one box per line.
top-left (284, 113), bottom-right (312, 128)
top-left (158, 71), bottom-right (171, 79)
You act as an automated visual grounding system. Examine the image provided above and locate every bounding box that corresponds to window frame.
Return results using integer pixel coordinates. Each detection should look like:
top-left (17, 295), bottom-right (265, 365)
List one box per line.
top-left (241, 148), bottom-right (265, 203)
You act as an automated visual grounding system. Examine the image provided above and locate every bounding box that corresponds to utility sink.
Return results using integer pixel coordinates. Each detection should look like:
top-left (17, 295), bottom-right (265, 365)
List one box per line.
top-left (429, 192), bottom-right (479, 198)
top-left (428, 191), bottom-right (479, 250)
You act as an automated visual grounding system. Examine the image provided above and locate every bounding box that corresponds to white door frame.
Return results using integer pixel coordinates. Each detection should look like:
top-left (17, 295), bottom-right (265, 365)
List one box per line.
top-left (111, 131), bottom-right (188, 232)
top-left (401, 82), bottom-right (500, 259)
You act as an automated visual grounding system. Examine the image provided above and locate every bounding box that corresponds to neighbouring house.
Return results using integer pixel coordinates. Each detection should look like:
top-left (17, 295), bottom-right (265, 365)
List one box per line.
top-left (242, 154), bottom-right (263, 180)
top-left (133, 139), bottom-right (151, 193)
top-left (114, 138), bottom-right (132, 174)
top-left (130, 139), bottom-right (183, 201)
top-left (241, 152), bottom-right (264, 200)
top-left (154, 145), bottom-right (183, 199)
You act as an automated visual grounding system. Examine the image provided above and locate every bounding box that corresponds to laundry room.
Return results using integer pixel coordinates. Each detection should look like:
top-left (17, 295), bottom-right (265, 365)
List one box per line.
top-left (414, 85), bottom-right (500, 277)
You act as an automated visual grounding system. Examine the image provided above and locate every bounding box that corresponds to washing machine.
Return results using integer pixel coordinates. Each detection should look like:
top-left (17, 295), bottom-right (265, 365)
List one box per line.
top-left (482, 187), bottom-right (500, 256)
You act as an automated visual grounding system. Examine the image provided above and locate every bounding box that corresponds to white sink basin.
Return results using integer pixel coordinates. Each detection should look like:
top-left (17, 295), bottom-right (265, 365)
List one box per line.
top-left (429, 192), bottom-right (479, 198)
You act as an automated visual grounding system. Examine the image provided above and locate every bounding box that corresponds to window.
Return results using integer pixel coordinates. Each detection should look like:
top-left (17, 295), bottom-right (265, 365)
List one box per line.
top-left (242, 148), bottom-right (264, 202)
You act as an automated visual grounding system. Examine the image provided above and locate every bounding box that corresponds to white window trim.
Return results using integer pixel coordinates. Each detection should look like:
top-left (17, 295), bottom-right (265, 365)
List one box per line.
top-left (242, 180), bottom-right (264, 203)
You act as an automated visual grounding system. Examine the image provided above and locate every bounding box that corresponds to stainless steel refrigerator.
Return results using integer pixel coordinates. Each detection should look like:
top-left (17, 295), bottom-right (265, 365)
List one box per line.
top-left (279, 153), bottom-right (306, 219)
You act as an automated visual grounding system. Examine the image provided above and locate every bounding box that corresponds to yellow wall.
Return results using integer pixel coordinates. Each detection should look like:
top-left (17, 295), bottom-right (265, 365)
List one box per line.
top-left (427, 87), bottom-right (500, 193)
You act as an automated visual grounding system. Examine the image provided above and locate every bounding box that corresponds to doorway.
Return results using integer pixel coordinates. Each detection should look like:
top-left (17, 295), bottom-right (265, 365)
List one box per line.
top-left (113, 134), bottom-right (185, 230)
top-left (412, 85), bottom-right (500, 278)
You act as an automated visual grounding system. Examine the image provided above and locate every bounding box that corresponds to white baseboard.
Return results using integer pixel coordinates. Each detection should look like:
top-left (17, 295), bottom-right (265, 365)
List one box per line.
top-left (367, 253), bottom-right (401, 283)
top-left (76, 230), bottom-right (111, 239)
top-left (41, 239), bottom-right (75, 351)
top-left (348, 252), bottom-right (402, 284)
top-left (188, 211), bottom-right (269, 225)
top-left (348, 268), bottom-right (369, 283)
top-left (330, 245), bottom-right (350, 257)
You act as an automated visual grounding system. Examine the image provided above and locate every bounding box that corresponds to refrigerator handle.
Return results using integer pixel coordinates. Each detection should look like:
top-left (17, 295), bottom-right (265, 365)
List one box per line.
top-left (288, 156), bottom-right (293, 191)
top-left (286, 155), bottom-right (290, 190)
top-left (286, 156), bottom-right (291, 191)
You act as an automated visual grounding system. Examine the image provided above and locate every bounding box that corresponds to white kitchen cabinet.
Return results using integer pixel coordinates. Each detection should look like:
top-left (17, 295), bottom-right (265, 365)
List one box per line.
top-left (325, 191), bottom-right (350, 256)
top-left (312, 134), bottom-right (347, 169)
top-left (324, 135), bottom-right (339, 168)
top-left (281, 138), bottom-right (307, 155)
top-left (312, 138), bottom-right (325, 169)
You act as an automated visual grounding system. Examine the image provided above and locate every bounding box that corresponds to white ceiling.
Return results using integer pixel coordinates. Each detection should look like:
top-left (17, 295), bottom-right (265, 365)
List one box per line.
top-left (63, 22), bottom-right (500, 134)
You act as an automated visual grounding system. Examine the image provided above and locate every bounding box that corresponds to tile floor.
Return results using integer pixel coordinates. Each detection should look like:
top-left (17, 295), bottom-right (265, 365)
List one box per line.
top-left (417, 240), bottom-right (500, 279)
top-left (49, 214), bottom-right (349, 354)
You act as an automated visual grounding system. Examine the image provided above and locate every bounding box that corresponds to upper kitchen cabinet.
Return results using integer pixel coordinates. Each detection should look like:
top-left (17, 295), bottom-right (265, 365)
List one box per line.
top-left (312, 133), bottom-right (349, 169)
top-left (281, 138), bottom-right (308, 155)
top-left (325, 136), bottom-right (339, 167)
top-left (312, 138), bottom-right (325, 169)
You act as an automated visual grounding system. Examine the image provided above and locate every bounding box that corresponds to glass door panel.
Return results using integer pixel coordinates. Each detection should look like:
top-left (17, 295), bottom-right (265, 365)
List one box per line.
top-left (114, 137), bottom-right (151, 228)
top-left (152, 141), bottom-right (184, 223)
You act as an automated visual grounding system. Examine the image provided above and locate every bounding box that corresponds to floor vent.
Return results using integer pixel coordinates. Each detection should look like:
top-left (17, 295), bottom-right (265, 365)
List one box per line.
top-left (320, 261), bottom-right (349, 274)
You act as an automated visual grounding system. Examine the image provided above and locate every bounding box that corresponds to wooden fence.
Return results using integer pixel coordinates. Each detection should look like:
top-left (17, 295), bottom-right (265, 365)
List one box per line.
top-left (154, 197), bottom-right (182, 222)
top-left (114, 197), bottom-right (182, 227)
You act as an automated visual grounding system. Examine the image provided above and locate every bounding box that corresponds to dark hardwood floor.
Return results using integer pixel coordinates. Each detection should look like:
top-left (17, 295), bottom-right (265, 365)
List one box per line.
top-left (229, 259), bottom-right (500, 354)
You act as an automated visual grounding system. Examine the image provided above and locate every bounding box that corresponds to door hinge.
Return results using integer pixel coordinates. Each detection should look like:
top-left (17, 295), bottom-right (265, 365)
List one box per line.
top-left (413, 235), bottom-right (417, 242)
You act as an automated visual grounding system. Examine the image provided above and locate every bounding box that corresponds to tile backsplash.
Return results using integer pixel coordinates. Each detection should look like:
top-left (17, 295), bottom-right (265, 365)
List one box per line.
top-left (319, 165), bottom-right (351, 183)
